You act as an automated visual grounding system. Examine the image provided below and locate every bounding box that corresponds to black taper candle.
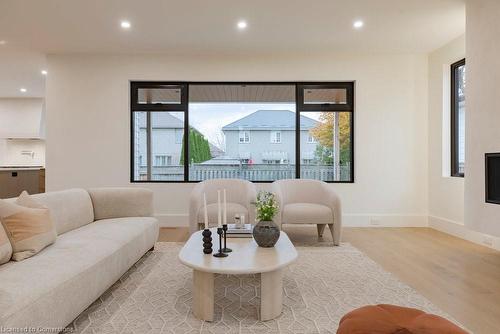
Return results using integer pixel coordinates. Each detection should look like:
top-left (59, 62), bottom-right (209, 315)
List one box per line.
top-left (222, 224), bottom-right (232, 253)
top-left (213, 227), bottom-right (228, 257)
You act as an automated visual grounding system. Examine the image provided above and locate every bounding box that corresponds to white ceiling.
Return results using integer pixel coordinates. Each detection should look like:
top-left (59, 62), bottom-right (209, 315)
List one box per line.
top-left (0, 0), bottom-right (465, 97)
top-left (0, 50), bottom-right (46, 98)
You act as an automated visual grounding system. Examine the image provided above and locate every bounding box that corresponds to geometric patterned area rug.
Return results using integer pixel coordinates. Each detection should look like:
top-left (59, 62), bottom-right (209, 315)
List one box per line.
top-left (67, 242), bottom-right (464, 334)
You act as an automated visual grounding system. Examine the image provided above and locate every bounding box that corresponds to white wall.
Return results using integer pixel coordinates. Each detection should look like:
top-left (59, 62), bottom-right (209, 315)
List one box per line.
top-left (465, 0), bottom-right (500, 237)
top-left (46, 53), bottom-right (428, 227)
top-left (427, 35), bottom-right (465, 227)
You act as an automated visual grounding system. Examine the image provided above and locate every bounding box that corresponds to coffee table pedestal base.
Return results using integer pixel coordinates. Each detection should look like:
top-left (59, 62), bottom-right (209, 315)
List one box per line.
top-left (260, 269), bottom-right (283, 321)
top-left (191, 269), bottom-right (283, 322)
top-left (193, 270), bottom-right (214, 321)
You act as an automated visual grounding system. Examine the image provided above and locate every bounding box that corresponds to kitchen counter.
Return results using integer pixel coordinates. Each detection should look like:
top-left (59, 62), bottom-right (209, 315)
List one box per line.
top-left (0, 166), bottom-right (44, 171)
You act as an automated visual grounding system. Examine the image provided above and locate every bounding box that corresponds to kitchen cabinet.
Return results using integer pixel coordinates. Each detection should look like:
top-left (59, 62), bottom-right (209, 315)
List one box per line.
top-left (0, 168), bottom-right (45, 199)
top-left (0, 98), bottom-right (45, 139)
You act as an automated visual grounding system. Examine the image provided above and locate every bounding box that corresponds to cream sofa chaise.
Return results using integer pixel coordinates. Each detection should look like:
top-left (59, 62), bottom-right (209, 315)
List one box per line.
top-left (189, 179), bottom-right (256, 234)
top-left (272, 179), bottom-right (342, 245)
top-left (0, 188), bottom-right (158, 330)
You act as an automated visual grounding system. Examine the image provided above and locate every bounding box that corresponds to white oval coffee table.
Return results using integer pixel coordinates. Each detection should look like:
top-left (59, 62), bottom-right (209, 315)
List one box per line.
top-left (179, 228), bottom-right (298, 321)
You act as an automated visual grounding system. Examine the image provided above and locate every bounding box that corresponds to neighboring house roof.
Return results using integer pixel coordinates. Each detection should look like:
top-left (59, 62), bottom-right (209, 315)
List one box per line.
top-left (138, 112), bottom-right (184, 129)
top-left (222, 110), bottom-right (318, 131)
top-left (199, 156), bottom-right (242, 165)
top-left (209, 142), bottom-right (224, 157)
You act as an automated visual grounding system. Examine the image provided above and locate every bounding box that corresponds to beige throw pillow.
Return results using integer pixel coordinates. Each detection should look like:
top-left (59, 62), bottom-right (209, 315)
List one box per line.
top-left (0, 191), bottom-right (56, 261)
top-left (0, 224), bottom-right (12, 264)
top-left (16, 190), bottom-right (46, 209)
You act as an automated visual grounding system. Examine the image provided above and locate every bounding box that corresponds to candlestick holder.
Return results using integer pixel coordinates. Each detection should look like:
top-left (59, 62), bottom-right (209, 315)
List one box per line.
top-left (202, 229), bottom-right (213, 254)
top-left (213, 227), bottom-right (228, 257)
top-left (222, 224), bottom-right (232, 253)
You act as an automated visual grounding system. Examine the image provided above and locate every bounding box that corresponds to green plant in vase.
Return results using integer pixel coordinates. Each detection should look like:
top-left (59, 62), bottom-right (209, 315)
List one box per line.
top-left (253, 191), bottom-right (280, 247)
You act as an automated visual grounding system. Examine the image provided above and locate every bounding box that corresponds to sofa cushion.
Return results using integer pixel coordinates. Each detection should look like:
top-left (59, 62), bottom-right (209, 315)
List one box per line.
top-left (88, 188), bottom-right (154, 220)
top-left (282, 203), bottom-right (333, 224)
top-left (197, 202), bottom-right (248, 226)
top-left (6, 189), bottom-right (94, 235)
top-left (0, 216), bottom-right (159, 329)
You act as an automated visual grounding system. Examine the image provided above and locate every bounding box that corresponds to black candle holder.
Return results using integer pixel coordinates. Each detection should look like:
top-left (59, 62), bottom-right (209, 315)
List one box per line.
top-left (202, 229), bottom-right (213, 254)
top-left (213, 227), bottom-right (228, 258)
top-left (222, 224), bottom-right (232, 253)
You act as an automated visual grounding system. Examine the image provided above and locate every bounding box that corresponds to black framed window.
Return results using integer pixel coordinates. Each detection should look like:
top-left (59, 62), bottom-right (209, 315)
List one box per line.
top-left (297, 84), bottom-right (354, 181)
top-left (451, 59), bottom-right (465, 177)
top-left (131, 82), bottom-right (354, 183)
top-left (131, 83), bottom-right (188, 181)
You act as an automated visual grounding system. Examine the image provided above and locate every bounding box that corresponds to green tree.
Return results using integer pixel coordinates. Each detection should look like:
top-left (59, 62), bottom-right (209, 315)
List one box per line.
top-left (309, 112), bottom-right (351, 164)
top-left (180, 129), bottom-right (212, 164)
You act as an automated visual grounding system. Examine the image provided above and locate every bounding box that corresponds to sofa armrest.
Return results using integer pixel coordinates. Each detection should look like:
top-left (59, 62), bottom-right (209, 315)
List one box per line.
top-left (88, 187), bottom-right (154, 220)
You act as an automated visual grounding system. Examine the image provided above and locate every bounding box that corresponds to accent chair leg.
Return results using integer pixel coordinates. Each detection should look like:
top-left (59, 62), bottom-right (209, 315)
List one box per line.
top-left (317, 224), bottom-right (326, 238)
top-left (328, 224), bottom-right (339, 246)
top-left (149, 246), bottom-right (154, 252)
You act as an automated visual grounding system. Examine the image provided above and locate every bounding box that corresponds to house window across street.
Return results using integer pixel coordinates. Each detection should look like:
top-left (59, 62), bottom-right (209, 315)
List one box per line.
top-left (239, 131), bottom-right (250, 143)
top-left (270, 131), bottom-right (281, 143)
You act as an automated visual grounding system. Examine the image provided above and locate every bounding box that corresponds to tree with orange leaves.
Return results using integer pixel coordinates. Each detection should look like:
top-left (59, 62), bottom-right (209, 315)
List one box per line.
top-left (309, 112), bottom-right (351, 164)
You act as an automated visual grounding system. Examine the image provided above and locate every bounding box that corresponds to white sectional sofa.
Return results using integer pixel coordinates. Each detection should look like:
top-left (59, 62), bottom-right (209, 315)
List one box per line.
top-left (0, 188), bottom-right (159, 331)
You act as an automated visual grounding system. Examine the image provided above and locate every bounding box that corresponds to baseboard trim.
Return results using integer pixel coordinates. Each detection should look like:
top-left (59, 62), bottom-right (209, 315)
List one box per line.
top-left (157, 212), bottom-right (500, 251)
top-left (343, 214), bottom-right (428, 227)
top-left (155, 213), bottom-right (428, 228)
top-left (429, 215), bottom-right (500, 251)
top-left (156, 214), bottom-right (189, 227)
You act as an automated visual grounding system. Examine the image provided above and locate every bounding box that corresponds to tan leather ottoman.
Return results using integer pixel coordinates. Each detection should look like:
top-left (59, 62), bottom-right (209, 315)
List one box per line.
top-left (337, 304), bottom-right (468, 334)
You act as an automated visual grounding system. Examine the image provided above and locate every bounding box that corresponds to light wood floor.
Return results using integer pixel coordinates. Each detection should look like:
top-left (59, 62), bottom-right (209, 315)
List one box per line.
top-left (158, 226), bottom-right (500, 334)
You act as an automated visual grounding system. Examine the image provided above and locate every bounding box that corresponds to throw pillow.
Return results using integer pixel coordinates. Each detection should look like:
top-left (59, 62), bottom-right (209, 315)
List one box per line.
top-left (0, 224), bottom-right (12, 264)
top-left (0, 192), bottom-right (56, 261)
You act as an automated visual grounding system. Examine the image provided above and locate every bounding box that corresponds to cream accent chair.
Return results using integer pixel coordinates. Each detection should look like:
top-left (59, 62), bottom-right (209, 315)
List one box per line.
top-left (272, 179), bottom-right (342, 246)
top-left (189, 179), bottom-right (257, 234)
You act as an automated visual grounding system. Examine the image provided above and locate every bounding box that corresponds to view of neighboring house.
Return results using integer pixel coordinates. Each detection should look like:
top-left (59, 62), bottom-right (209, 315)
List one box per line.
top-left (222, 110), bottom-right (318, 165)
top-left (133, 109), bottom-right (345, 181)
top-left (134, 112), bottom-right (184, 179)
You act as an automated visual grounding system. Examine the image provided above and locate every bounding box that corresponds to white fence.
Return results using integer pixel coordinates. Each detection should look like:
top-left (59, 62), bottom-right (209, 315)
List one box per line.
top-left (142, 163), bottom-right (351, 181)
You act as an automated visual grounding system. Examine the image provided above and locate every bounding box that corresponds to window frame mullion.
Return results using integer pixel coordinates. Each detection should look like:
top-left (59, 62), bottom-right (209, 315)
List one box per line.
top-left (146, 111), bottom-right (152, 180)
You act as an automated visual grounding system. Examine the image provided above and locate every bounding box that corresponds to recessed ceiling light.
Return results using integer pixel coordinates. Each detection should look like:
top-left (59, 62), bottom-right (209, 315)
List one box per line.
top-left (237, 20), bottom-right (248, 30)
top-left (20, 88), bottom-right (27, 93)
top-left (0, 40), bottom-right (6, 45)
top-left (120, 20), bottom-right (131, 29)
top-left (353, 20), bottom-right (364, 29)
top-left (41, 70), bottom-right (48, 75)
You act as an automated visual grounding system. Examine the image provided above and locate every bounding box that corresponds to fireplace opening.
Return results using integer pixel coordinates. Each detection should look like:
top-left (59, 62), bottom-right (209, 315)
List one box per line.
top-left (486, 153), bottom-right (500, 204)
